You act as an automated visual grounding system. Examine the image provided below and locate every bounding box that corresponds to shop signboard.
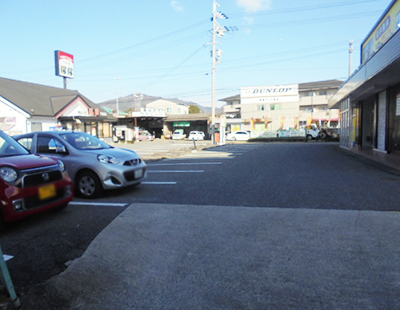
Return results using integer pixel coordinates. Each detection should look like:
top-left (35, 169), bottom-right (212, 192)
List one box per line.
top-left (240, 84), bottom-right (299, 105)
top-left (55, 50), bottom-right (74, 79)
top-left (173, 122), bottom-right (190, 127)
top-left (361, 0), bottom-right (400, 64)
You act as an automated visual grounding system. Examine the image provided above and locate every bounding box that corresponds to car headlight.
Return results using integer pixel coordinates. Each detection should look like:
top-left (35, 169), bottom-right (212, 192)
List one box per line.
top-left (58, 159), bottom-right (66, 172)
top-left (98, 154), bottom-right (120, 164)
top-left (0, 166), bottom-right (18, 183)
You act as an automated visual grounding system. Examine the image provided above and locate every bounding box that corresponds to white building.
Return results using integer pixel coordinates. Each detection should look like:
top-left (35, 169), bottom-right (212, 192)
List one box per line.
top-left (146, 99), bottom-right (189, 115)
top-left (220, 80), bottom-right (342, 135)
top-left (0, 77), bottom-right (115, 137)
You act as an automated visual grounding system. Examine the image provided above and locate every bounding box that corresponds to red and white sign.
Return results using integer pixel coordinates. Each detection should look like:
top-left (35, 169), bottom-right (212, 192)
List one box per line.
top-left (55, 50), bottom-right (74, 78)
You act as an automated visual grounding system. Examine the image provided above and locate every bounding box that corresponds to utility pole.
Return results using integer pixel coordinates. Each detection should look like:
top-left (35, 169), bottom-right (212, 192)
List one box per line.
top-left (349, 40), bottom-right (354, 77)
top-left (210, 1), bottom-right (232, 144)
top-left (211, 1), bottom-right (217, 144)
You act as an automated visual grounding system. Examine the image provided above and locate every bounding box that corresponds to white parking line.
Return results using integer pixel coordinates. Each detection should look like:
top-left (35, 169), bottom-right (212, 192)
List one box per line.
top-left (148, 162), bottom-right (221, 166)
top-left (142, 181), bottom-right (177, 185)
top-left (3, 255), bottom-right (13, 261)
top-left (147, 170), bottom-right (204, 173)
top-left (69, 202), bottom-right (128, 207)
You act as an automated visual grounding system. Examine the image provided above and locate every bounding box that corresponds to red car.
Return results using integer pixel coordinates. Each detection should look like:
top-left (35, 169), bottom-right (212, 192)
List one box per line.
top-left (0, 130), bottom-right (74, 226)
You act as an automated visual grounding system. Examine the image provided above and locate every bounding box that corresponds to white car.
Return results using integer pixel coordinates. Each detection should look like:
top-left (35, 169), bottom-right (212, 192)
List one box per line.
top-left (226, 131), bottom-right (250, 141)
top-left (188, 131), bottom-right (204, 141)
top-left (172, 131), bottom-right (186, 140)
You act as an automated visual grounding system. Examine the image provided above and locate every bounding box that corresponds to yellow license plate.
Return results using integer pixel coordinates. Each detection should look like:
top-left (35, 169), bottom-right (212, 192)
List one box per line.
top-left (38, 184), bottom-right (56, 200)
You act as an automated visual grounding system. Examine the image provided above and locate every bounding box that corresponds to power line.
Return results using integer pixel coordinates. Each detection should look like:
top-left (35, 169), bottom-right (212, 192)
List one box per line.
top-left (226, 0), bottom-right (381, 18)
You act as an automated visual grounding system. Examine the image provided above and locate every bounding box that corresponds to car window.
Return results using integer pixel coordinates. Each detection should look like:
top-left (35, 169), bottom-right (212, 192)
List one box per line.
top-left (60, 132), bottom-right (110, 150)
top-left (0, 133), bottom-right (29, 157)
top-left (16, 137), bottom-right (33, 151)
top-left (37, 136), bottom-right (65, 154)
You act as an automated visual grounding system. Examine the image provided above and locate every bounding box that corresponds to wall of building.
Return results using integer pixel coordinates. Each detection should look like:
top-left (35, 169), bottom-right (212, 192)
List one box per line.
top-left (30, 117), bottom-right (59, 132)
top-left (146, 99), bottom-right (188, 115)
top-left (0, 99), bottom-right (29, 135)
top-left (222, 83), bottom-right (340, 134)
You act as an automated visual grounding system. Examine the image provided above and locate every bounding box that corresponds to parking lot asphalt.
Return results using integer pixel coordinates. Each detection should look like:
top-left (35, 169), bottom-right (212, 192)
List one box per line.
top-left (16, 141), bottom-right (400, 309)
top-left (21, 203), bottom-right (400, 309)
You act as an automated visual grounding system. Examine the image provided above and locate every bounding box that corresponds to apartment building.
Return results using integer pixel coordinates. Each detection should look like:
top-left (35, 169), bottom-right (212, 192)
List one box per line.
top-left (220, 80), bottom-right (342, 135)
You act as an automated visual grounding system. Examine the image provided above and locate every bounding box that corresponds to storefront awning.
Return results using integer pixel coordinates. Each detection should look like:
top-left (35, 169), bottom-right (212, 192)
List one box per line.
top-left (58, 116), bottom-right (114, 122)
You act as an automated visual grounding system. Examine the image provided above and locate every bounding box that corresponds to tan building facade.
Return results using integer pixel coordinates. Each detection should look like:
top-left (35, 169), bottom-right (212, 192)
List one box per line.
top-left (220, 80), bottom-right (342, 136)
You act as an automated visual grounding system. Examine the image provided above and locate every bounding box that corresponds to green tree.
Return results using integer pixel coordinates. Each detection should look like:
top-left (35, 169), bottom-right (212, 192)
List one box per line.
top-left (189, 105), bottom-right (201, 114)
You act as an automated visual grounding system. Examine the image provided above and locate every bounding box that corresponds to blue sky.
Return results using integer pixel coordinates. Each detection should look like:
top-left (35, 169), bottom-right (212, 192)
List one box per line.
top-left (1, 0), bottom-right (390, 108)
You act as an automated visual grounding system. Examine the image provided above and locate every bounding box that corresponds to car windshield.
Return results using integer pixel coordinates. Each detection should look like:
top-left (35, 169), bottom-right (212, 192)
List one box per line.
top-left (60, 132), bottom-right (112, 150)
top-left (0, 131), bottom-right (30, 157)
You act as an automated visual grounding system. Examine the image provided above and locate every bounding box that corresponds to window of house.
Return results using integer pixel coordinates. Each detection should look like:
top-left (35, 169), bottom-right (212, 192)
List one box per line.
top-left (319, 90), bottom-right (327, 96)
top-left (31, 122), bottom-right (42, 132)
top-left (167, 108), bottom-right (172, 113)
top-left (271, 104), bottom-right (281, 110)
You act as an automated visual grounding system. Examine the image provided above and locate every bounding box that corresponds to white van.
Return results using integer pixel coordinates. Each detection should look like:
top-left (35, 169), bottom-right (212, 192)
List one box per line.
top-left (172, 129), bottom-right (186, 140)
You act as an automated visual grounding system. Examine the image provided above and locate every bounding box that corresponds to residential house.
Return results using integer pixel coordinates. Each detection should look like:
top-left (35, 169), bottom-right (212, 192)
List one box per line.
top-left (146, 99), bottom-right (189, 115)
top-left (0, 77), bottom-right (115, 137)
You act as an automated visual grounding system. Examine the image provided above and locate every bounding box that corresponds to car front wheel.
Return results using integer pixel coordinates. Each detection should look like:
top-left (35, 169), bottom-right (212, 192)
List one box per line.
top-left (77, 171), bottom-right (102, 199)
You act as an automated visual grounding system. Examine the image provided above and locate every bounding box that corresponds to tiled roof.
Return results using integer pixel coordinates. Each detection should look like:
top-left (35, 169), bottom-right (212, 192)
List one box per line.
top-left (299, 80), bottom-right (343, 91)
top-left (165, 113), bottom-right (211, 121)
top-left (0, 77), bottom-right (107, 117)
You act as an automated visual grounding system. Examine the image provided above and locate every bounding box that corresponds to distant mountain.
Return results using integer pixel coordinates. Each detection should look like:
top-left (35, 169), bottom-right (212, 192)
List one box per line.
top-left (96, 94), bottom-right (214, 114)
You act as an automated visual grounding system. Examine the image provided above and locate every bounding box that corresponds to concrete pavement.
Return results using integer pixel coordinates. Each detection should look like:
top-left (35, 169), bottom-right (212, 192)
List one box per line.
top-left (107, 139), bottom-right (216, 161)
top-left (17, 142), bottom-right (400, 309)
top-left (22, 203), bottom-right (400, 309)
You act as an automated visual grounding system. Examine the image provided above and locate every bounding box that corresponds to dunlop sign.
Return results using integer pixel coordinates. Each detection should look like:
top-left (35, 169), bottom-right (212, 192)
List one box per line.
top-left (241, 84), bottom-right (298, 98)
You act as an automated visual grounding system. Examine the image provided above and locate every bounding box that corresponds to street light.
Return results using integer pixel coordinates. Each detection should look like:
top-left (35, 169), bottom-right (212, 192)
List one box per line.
top-left (115, 77), bottom-right (121, 115)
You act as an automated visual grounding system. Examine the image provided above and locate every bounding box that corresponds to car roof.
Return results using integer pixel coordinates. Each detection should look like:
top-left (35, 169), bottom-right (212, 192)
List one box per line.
top-left (14, 131), bottom-right (91, 139)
